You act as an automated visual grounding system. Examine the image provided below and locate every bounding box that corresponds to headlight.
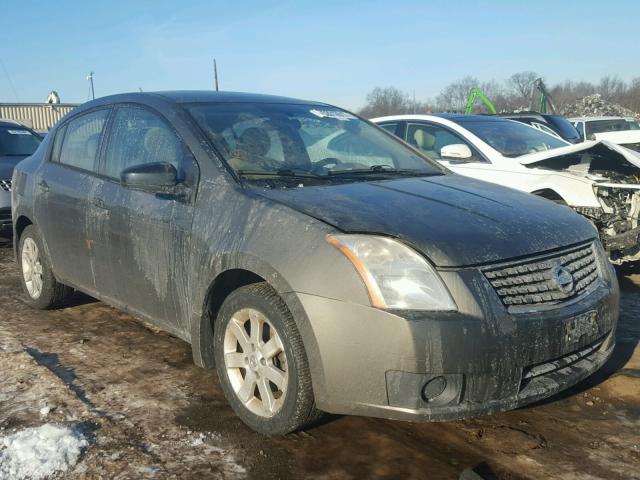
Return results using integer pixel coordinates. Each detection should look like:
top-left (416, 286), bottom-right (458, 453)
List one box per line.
top-left (327, 234), bottom-right (456, 311)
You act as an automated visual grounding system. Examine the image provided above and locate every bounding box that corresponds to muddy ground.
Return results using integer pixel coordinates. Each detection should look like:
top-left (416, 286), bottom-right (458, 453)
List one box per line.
top-left (0, 241), bottom-right (638, 480)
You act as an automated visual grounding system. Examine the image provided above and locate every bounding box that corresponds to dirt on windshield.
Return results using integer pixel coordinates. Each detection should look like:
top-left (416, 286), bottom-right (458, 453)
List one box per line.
top-left (0, 241), bottom-right (638, 479)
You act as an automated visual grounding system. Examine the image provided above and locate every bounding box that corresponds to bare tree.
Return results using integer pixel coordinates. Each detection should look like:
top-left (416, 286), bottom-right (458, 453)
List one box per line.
top-left (435, 76), bottom-right (480, 112)
top-left (358, 86), bottom-right (432, 118)
top-left (357, 74), bottom-right (640, 118)
top-left (508, 71), bottom-right (539, 101)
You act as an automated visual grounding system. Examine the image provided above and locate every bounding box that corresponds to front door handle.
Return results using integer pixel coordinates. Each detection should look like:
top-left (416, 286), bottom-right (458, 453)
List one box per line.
top-left (92, 198), bottom-right (107, 210)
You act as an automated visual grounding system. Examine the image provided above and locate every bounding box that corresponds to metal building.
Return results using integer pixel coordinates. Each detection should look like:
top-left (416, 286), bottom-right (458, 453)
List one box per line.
top-left (0, 103), bottom-right (78, 132)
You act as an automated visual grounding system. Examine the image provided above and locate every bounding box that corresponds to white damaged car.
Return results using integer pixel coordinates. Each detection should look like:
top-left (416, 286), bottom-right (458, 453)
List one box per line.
top-left (569, 116), bottom-right (640, 152)
top-left (372, 114), bottom-right (640, 264)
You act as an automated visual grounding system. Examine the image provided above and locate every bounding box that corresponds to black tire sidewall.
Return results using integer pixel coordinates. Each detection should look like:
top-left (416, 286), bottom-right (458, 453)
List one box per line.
top-left (213, 284), bottom-right (308, 435)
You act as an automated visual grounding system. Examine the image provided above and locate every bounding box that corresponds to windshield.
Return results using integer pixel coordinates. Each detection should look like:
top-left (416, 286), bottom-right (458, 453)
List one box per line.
top-left (188, 103), bottom-right (443, 184)
top-left (585, 119), bottom-right (630, 139)
top-left (544, 115), bottom-right (581, 142)
top-left (0, 126), bottom-right (42, 156)
top-left (457, 119), bottom-right (568, 157)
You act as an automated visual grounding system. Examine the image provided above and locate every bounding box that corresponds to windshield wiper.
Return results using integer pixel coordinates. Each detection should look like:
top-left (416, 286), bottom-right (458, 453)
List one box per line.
top-left (236, 169), bottom-right (323, 179)
top-left (328, 166), bottom-right (440, 177)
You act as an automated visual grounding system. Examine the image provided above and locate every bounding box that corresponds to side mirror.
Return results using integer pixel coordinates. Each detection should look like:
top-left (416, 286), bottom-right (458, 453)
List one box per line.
top-left (121, 162), bottom-right (178, 193)
top-left (440, 144), bottom-right (473, 160)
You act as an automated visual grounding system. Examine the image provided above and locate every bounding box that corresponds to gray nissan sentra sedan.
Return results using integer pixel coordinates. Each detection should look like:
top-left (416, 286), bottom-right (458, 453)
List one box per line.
top-left (12, 91), bottom-right (619, 435)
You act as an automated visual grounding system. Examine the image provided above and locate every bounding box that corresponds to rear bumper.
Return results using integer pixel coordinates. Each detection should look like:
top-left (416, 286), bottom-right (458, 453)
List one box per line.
top-left (297, 266), bottom-right (619, 422)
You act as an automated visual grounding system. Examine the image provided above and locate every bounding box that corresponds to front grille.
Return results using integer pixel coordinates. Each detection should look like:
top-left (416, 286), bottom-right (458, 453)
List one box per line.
top-left (0, 207), bottom-right (11, 224)
top-left (0, 179), bottom-right (11, 192)
top-left (483, 243), bottom-right (599, 308)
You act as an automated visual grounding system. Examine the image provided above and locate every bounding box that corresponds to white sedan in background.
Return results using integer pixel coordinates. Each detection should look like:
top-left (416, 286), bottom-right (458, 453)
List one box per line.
top-left (372, 114), bottom-right (640, 264)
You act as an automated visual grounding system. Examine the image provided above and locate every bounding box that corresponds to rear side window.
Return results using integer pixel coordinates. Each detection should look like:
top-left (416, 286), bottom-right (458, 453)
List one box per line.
top-left (58, 110), bottom-right (109, 171)
top-left (101, 106), bottom-right (185, 179)
top-left (50, 125), bottom-right (67, 163)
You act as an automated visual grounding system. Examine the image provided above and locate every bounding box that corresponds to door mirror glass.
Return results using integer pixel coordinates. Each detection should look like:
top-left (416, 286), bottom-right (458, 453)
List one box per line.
top-left (440, 143), bottom-right (473, 160)
top-left (121, 162), bottom-right (178, 192)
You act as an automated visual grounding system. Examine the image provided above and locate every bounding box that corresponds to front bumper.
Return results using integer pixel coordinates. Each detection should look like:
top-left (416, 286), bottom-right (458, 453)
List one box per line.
top-left (603, 226), bottom-right (640, 263)
top-left (0, 188), bottom-right (11, 235)
top-left (296, 266), bottom-right (619, 422)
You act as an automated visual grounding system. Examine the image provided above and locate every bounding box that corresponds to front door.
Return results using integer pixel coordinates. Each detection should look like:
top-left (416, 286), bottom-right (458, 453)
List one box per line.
top-left (89, 105), bottom-right (199, 334)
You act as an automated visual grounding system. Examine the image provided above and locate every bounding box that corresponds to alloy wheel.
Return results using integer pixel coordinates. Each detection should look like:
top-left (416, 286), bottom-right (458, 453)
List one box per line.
top-left (21, 237), bottom-right (43, 299)
top-left (223, 308), bottom-right (288, 417)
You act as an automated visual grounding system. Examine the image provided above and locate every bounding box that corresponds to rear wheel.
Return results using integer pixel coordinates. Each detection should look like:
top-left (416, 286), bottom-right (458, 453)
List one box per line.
top-left (214, 282), bottom-right (322, 435)
top-left (18, 225), bottom-right (73, 309)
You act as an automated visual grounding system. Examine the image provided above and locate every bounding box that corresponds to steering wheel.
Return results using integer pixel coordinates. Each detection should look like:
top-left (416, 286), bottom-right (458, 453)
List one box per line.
top-left (312, 157), bottom-right (343, 173)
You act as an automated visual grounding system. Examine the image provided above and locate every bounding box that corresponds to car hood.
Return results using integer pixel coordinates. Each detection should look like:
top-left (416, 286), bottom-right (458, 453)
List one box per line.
top-left (517, 140), bottom-right (640, 168)
top-left (593, 130), bottom-right (640, 144)
top-left (253, 174), bottom-right (596, 268)
top-left (0, 155), bottom-right (27, 179)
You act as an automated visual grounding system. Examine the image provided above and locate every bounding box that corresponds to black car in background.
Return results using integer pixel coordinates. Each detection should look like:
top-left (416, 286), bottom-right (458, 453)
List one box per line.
top-left (0, 119), bottom-right (42, 236)
top-left (498, 112), bottom-right (582, 144)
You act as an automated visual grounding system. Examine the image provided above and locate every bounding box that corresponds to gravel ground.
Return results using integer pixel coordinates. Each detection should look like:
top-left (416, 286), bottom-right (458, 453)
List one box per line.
top-left (0, 242), bottom-right (638, 480)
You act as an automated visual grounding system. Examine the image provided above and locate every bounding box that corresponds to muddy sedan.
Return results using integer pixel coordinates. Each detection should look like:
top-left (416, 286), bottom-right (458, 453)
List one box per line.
top-left (12, 92), bottom-right (619, 435)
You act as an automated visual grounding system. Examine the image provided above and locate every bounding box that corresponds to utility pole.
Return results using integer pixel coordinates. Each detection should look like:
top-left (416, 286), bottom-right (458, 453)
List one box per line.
top-left (86, 71), bottom-right (95, 100)
top-left (213, 59), bottom-right (219, 91)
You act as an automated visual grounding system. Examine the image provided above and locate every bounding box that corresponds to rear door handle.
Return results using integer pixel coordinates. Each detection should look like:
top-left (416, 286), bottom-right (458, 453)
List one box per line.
top-left (37, 180), bottom-right (49, 192)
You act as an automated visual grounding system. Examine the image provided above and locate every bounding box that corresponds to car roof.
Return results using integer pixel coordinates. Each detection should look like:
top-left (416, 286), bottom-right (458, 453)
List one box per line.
top-left (0, 118), bottom-right (25, 128)
top-left (84, 90), bottom-right (327, 107)
top-left (567, 116), bottom-right (625, 121)
top-left (432, 113), bottom-right (496, 121)
top-left (373, 113), bottom-right (515, 123)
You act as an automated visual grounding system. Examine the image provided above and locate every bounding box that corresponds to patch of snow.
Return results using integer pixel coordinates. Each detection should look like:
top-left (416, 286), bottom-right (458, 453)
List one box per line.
top-left (0, 424), bottom-right (88, 480)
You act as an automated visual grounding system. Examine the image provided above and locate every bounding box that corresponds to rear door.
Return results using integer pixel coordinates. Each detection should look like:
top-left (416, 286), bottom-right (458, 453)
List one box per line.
top-left (35, 108), bottom-right (110, 291)
top-left (89, 104), bottom-right (199, 333)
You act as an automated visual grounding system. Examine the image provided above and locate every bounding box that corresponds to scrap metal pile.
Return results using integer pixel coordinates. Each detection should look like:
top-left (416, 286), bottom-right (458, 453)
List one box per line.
top-left (561, 94), bottom-right (640, 120)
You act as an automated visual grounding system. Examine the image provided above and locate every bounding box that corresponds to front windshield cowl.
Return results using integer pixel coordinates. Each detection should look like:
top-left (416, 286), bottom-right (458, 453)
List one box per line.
top-left (187, 102), bottom-right (444, 184)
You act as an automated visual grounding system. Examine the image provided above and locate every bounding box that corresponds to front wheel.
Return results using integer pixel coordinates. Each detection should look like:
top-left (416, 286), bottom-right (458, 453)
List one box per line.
top-left (214, 282), bottom-right (322, 435)
top-left (18, 225), bottom-right (73, 309)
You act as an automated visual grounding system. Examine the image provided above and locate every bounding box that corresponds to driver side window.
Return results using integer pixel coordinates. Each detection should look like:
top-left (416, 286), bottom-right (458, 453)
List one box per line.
top-left (405, 123), bottom-right (482, 162)
top-left (101, 106), bottom-right (188, 181)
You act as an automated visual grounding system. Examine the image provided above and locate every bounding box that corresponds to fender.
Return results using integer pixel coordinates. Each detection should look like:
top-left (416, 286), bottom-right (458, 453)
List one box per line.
top-left (189, 252), bottom-right (321, 375)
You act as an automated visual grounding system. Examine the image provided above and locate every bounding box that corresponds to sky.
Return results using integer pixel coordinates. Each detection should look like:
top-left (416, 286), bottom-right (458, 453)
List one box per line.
top-left (1, 0), bottom-right (639, 110)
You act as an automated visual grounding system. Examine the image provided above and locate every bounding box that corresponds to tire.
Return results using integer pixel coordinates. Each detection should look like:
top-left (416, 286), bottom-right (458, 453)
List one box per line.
top-left (18, 225), bottom-right (73, 309)
top-left (214, 282), bottom-right (323, 435)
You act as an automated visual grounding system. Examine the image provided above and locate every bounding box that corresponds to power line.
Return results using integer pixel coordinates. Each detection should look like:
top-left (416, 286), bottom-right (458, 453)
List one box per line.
top-left (0, 57), bottom-right (19, 102)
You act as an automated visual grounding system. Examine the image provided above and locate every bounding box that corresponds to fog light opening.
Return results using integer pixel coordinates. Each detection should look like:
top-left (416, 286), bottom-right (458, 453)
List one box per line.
top-left (422, 376), bottom-right (447, 402)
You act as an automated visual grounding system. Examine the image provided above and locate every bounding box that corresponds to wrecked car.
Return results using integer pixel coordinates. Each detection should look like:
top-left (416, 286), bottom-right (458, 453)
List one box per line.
top-left (569, 116), bottom-right (640, 151)
top-left (13, 92), bottom-right (619, 434)
top-left (373, 114), bottom-right (640, 264)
